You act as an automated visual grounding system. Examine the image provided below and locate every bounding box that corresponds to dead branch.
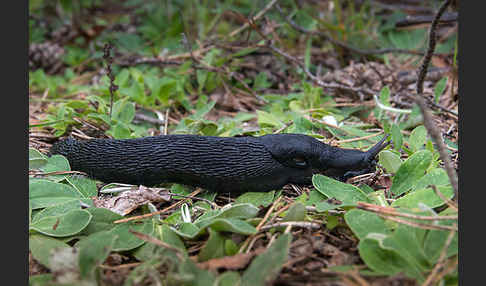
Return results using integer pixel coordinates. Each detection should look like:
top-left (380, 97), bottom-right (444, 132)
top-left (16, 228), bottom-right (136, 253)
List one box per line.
top-left (414, 0), bottom-right (458, 200)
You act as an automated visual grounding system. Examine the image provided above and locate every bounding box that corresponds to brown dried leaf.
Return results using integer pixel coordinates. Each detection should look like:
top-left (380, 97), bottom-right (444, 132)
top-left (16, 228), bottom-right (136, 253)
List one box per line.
top-left (92, 186), bottom-right (171, 216)
top-left (197, 248), bottom-right (265, 270)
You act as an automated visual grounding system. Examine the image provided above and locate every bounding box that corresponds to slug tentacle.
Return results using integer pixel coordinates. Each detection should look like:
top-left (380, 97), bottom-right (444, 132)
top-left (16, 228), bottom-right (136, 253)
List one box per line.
top-left (50, 134), bottom-right (389, 193)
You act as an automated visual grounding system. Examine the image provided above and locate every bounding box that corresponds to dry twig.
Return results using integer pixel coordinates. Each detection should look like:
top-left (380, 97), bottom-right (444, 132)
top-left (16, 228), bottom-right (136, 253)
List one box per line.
top-left (239, 196), bottom-right (283, 254)
top-left (413, 0), bottom-right (458, 200)
top-left (103, 43), bottom-right (118, 118)
top-left (357, 202), bottom-right (457, 221)
top-left (422, 229), bottom-right (457, 286)
top-left (113, 189), bottom-right (201, 224)
top-left (129, 230), bottom-right (185, 260)
top-left (259, 221), bottom-right (321, 231)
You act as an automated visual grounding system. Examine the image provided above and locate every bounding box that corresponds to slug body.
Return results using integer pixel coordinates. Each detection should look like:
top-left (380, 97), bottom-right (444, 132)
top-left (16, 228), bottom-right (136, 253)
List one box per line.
top-left (50, 134), bottom-right (389, 193)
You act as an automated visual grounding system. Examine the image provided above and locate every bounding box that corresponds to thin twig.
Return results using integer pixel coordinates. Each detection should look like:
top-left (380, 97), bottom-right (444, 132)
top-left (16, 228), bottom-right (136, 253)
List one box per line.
top-left (334, 131), bottom-right (384, 144)
top-left (228, 0), bottom-right (280, 38)
top-left (113, 189), bottom-right (201, 224)
top-left (422, 229), bottom-right (457, 286)
top-left (415, 97), bottom-right (458, 199)
top-left (431, 185), bottom-right (458, 211)
top-left (357, 202), bottom-right (457, 221)
top-left (377, 214), bottom-right (457, 231)
top-left (276, 4), bottom-right (430, 58)
top-left (129, 230), bottom-right (185, 260)
top-left (416, 0), bottom-right (452, 95)
top-left (259, 221), bottom-right (321, 231)
top-left (103, 43), bottom-right (118, 119)
top-left (239, 196), bottom-right (282, 254)
top-left (414, 0), bottom-right (458, 201)
top-left (263, 42), bottom-right (375, 98)
top-left (167, 192), bottom-right (219, 209)
top-left (99, 262), bottom-right (141, 270)
top-left (32, 170), bottom-right (88, 177)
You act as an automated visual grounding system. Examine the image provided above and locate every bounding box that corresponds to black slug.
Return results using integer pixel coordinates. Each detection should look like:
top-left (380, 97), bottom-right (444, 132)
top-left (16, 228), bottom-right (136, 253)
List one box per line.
top-left (50, 134), bottom-right (390, 193)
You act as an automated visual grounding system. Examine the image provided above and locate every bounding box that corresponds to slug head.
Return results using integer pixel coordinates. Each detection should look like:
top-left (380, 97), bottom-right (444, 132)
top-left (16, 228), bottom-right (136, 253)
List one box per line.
top-left (260, 134), bottom-right (390, 182)
top-left (319, 135), bottom-right (391, 180)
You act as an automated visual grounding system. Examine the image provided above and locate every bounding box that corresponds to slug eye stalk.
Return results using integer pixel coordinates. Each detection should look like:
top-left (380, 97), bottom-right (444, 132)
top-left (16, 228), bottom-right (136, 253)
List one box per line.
top-left (317, 134), bottom-right (391, 181)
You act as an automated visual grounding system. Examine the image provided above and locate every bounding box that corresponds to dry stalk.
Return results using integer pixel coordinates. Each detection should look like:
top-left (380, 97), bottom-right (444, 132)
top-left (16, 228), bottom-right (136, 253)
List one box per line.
top-left (113, 189), bottom-right (201, 224)
top-left (357, 202), bottom-right (457, 221)
top-left (422, 229), bottom-right (457, 286)
top-left (377, 214), bottom-right (457, 232)
top-left (239, 196), bottom-right (283, 254)
top-left (413, 0), bottom-right (458, 200)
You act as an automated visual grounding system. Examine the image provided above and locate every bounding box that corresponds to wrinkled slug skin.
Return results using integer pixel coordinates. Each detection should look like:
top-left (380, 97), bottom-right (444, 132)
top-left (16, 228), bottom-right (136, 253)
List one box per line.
top-left (50, 134), bottom-right (387, 193)
top-left (50, 135), bottom-right (304, 193)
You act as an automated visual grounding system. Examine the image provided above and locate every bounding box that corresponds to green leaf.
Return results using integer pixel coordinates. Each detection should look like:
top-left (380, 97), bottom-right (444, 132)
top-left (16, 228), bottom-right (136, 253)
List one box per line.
top-left (80, 207), bottom-right (124, 235)
top-left (424, 225), bottom-right (458, 263)
top-left (326, 215), bottom-right (339, 230)
top-left (29, 148), bottom-right (47, 169)
top-left (224, 239), bottom-right (239, 256)
top-left (304, 38), bottom-right (312, 71)
top-left (413, 168), bottom-right (451, 190)
top-left (218, 203), bottom-right (259, 220)
top-left (391, 124), bottom-right (403, 151)
top-left (110, 221), bottom-right (154, 251)
top-left (379, 86), bottom-right (391, 106)
top-left (408, 125), bottom-right (427, 152)
top-left (241, 233), bottom-right (292, 286)
top-left (179, 257), bottom-right (216, 286)
top-left (29, 209), bottom-right (92, 237)
top-left (257, 110), bottom-right (285, 129)
top-left (107, 122), bottom-right (132, 139)
top-left (29, 179), bottom-right (84, 209)
top-left (32, 200), bottom-right (81, 223)
top-left (29, 234), bottom-right (72, 268)
top-left (358, 234), bottom-right (410, 275)
top-left (193, 100), bottom-right (216, 120)
top-left (312, 174), bottom-right (370, 205)
top-left (344, 209), bottom-right (391, 240)
top-left (282, 202), bottom-right (306, 222)
top-left (198, 228), bottom-right (226, 262)
top-left (390, 150), bottom-right (433, 197)
top-left (384, 225), bottom-right (431, 274)
top-left (434, 77), bottom-right (448, 104)
top-left (391, 186), bottom-right (454, 209)
top-left (209, 218), bottom-right (257, 235)
top-left (304, 189), bottom-right (327, 206)
top-left (314, 201), bottom-right (349, 212)
top-left (197, 69), bottom-right (209, 93)
top-left (235, 191), bottom-right (275, 207)
top-left (216, 271), bottom-right (241, 286)
top-left (78, 231), bottom-right (118, 278)
top-left (378, 150), bottom-right (403, 173)
top-left (133, 224), bottom-right (188, 262)
top-left (29, 274), bottom-right (53, 286)
top-left (65, 176), bottom-right (98, 198)
top-left (172, 222), bottom-right (202, 239)
top-left (39, 155), bottom-right (71, 182)
top-left (160, 224), bottom-right (187, 252)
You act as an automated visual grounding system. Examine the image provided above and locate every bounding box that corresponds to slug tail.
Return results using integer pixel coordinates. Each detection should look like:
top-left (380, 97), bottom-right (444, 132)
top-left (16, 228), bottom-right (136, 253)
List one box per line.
top-left (49, 138), bottom-right (80, 158)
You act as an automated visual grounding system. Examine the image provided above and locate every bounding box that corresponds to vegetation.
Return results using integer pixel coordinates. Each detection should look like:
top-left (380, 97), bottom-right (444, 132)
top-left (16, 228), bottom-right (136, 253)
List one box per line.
top-left (29, 0), bottom-right (458, 285)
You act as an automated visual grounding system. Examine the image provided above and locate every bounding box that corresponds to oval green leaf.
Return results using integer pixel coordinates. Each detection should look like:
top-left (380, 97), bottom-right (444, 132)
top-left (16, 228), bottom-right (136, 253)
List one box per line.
top-left (29, 179), bottom-right (83, 209)
top-left (390, 150), bottom-right (433, 197)
top-left (29, 148), bottom-right (48, 170)
top-left (344, 209), bottom-right (391, 240)
top-left (379, 150), bottom-right (403, 173)
top-left (391, 186), bottom-right (454, 209)
top-left (312, 174), bottom-right (369, 205)
top-left (30, 209), bottom-right (92, 237)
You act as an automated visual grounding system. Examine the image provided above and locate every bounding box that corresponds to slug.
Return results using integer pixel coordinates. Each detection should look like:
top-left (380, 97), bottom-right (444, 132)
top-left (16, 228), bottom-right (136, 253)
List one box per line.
top-left (50, 134), bottom-right (390, 193)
